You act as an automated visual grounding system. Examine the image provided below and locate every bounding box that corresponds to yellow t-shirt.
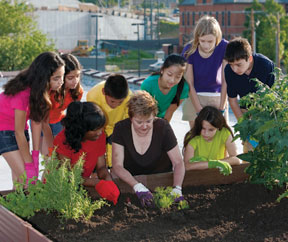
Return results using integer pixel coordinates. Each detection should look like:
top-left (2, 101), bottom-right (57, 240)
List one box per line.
top-left (86, 81), bottom-right (131, 167)
top-left (188, 128), bottom-right (231, 160)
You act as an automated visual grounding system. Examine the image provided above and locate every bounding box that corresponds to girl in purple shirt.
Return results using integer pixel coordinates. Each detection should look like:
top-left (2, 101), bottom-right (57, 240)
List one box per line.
top-left (182, 15), bottom-right (228, 128)
top-left (0, 52), bottom-right (65, 186)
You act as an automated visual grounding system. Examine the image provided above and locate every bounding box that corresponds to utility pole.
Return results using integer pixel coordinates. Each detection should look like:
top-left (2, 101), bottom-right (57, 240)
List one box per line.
top-left (144, 0), bottom-right (147, 40)
top-left (276, 12), bottom-right (281, 68)
top-left (157, 0), bottom-right (160, 48)
top-left (251, 9), bottom-right (256, 53)
top-left (132, 23), bottom-right (144, 77)
top-left (150, 0), bottom-right (153, 39)
top-left (91, 14), bottom-right (103, 70)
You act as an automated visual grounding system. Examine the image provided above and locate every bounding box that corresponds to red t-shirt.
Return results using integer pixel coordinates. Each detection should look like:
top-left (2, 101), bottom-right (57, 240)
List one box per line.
top-left (53, 129), bottom-right (106, 178)
top-left (49, 86), bottom-right (84, 124)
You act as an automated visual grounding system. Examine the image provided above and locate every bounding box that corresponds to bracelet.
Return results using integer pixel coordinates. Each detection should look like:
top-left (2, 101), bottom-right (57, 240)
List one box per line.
top-left (174, 185), bottom-right (182, 190)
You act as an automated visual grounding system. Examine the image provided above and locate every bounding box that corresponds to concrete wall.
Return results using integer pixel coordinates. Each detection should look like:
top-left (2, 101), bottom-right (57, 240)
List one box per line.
top-left (33, 10), bottom-right (144, 51)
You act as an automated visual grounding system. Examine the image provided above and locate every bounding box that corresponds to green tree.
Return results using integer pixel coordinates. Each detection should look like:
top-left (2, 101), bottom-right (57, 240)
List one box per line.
top-left (243, 0), bottom-right (288, 71)
top-left (0, 0), bottom-right (55, 71)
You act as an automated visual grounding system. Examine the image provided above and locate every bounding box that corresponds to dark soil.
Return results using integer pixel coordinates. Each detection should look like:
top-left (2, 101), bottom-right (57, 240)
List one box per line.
top-left (27, 183), bottom-right (288, 242)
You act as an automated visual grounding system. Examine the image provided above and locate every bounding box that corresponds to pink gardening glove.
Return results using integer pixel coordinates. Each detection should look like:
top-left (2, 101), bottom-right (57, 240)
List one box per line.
top-left (24, 162), bottom-right (38, 185)
top-left (32, 150), bottom-right (40, 175)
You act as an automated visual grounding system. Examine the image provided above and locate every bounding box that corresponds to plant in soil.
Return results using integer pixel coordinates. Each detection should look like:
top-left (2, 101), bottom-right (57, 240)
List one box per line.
top-left (153, 186), bottom-right (189, 210)
top-left (0, 152), bottom-right (107, 220)
top-left (234, 68), bottom-right (288, 200)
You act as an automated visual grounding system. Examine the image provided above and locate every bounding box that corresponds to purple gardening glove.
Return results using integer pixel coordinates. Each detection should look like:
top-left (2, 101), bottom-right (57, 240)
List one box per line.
top-left (171, 186), bottom-right (184, 203)
top-left (133, 183), bottom-right (154, 207)
top-left (24, 162), bottom-right (38, 185)
top-left (32, 150), bottom-right (40, 176)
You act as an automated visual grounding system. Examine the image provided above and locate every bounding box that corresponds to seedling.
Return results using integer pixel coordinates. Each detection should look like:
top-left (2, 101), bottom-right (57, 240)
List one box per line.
top-left (153, 186), bottom-right (189, 210)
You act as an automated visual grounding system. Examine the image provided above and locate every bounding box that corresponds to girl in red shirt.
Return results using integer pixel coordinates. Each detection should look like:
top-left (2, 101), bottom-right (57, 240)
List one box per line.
top-left (53, 101), bottom-right (120, 205)
top-left (41, 54), bottom-right (83, 155)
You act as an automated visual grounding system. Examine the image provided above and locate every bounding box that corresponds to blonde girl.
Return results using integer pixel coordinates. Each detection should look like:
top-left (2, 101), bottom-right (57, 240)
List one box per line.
top-left (182, 15), bottom-right (228, 128)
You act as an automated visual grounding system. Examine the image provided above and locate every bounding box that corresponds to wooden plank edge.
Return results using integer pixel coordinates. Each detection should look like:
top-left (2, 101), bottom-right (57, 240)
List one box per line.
top-left (85, 163), bottom-right (250, 196)
top-left (0, 205), bottom-right (51, 242)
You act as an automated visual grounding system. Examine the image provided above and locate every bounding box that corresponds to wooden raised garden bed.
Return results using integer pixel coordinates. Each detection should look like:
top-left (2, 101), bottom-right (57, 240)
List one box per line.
top-left (0, 163), bottom-right (249, 241)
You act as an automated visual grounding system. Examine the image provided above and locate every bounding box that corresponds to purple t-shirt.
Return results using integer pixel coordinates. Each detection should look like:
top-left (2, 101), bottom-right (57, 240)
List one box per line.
top-left (0, 88), bottom-right (30, 131)
top-left (182, 39), bottom-right (228, 93)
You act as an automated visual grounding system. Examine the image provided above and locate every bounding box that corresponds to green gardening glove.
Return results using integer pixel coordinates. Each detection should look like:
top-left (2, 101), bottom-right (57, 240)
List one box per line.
top-left (208, 160), bottom-right (232, 176)
top-left (189, 156), bottom-right (208, 163)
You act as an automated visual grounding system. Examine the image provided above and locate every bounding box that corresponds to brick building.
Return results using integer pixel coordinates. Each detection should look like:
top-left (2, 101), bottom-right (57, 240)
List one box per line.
top-left (179, 0), bottom-right (288, 47)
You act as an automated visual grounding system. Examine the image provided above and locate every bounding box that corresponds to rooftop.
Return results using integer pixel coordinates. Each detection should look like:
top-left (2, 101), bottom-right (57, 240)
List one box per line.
top-left (180, 0), bottom-right (288, 6)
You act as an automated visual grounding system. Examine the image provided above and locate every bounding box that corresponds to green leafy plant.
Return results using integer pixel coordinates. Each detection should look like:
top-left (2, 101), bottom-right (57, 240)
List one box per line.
top-left (234, 68), bottom-right (288, 201)
top-left (153, 187), bottom-right (189, 210)
top-left (0, 152), bottom-right (108, 220)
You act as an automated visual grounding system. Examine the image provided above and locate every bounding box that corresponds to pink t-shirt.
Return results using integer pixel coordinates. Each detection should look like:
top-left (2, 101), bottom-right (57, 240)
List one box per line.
top-left (0, 88), bottom-right (30, 131)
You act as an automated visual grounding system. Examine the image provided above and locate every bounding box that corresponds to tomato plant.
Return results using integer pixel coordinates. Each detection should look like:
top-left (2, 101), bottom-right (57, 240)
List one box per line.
top-left (234, 68), bottom-right (288, 200)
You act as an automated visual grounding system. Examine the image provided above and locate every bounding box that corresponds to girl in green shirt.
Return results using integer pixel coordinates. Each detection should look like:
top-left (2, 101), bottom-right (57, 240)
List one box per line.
top-left (183, 106), bottom-right (240, 175)
top-left (141, 54), bottom-right (189, 121)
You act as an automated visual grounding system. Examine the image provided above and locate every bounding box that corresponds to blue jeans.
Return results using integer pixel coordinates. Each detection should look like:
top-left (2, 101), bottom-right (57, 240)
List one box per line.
top-left (0, 130), bottom-right (29, 155)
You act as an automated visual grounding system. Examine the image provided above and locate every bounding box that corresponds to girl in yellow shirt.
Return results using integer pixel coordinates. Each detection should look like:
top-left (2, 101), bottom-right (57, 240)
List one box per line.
top-left (183, 106), bottom-right (240, 174)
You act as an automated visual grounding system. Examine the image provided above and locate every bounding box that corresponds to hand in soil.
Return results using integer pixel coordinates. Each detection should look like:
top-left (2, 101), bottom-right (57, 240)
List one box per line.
top-left (95, 180), bottom-right (120, 205)
top-left (135, 191), bottom-right (154, 207)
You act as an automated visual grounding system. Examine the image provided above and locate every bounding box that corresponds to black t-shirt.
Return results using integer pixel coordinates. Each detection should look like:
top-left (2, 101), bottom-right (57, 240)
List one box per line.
top-left (225, 53), bottom-right (275, 98)
top-left (112, 118), bottom-right (177, 176)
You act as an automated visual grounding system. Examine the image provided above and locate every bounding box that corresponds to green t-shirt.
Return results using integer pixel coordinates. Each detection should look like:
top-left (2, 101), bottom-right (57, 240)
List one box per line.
top-left (141, 74), bottom-right (189, 118)
top-left (188, 128), bottom-right (231, 160)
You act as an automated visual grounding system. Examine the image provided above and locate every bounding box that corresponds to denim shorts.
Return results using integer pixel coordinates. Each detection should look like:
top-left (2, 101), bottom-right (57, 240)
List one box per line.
top-left (0, 130), bottom-right (30, 155)
top-left (49, 121), bottom-right (63, 136)
top-left (40, 121), bottom-right (63, 137)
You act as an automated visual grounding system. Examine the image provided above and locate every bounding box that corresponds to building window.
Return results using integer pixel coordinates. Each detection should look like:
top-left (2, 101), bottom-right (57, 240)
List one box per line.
top-left (216, 12), bottom-right (218, 21)
top-left (203, 0), bottom-right (206, 3)
top-left (199, 11), bottom-right (201, 19)
top-left (228, 11), bottom-right (231, 26)
top-left (209, 11), bottom-right (212, 17)
top-left (187, 12), bottom-right (190, 26)
top-left (193, 12), bottom-right (195, 25)
top-left (182, 12), bottom-right (185, 26)
top-left (222, 11), bottom-right (225, 26)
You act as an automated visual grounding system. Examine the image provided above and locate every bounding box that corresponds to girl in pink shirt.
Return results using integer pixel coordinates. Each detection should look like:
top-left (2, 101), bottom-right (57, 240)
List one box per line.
top-left (0, 52), bottom-right (65, 186)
